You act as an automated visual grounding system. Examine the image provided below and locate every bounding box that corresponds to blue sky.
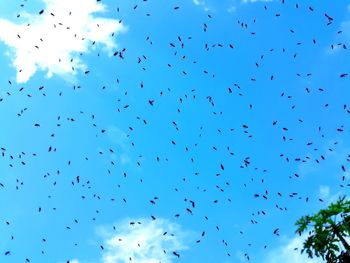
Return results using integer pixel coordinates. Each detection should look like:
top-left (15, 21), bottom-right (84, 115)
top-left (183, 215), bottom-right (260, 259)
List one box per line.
top-left (0, 0), bottom-right (349, 262)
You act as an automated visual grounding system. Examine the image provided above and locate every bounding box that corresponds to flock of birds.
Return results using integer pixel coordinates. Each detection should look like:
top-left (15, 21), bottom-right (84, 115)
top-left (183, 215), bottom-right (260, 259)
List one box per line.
top-left (1, 0), bottom-right (350, 262)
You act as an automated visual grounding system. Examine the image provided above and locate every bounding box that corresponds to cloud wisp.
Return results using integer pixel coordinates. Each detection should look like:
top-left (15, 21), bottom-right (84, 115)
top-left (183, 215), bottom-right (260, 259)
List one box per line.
top-left (65, 218), bottom-right (190, 263)
top-left (99, 218), bottom-right (189, 263)
top-left (192, 0), bottom-right (211, 12)
top-left (263, 235), bottom-right (323, 263)
top-left (0, 0), bottom-right (126, 83)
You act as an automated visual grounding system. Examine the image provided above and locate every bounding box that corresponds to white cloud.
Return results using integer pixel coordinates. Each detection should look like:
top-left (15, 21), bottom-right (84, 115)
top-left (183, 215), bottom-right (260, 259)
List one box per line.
top-left (192, 0), bottom-right (211, 11)
top-left (227, 6), bottom-right (237, 13)
top-left (107, 126), bottom-right (132, 165)
top-left (193, 0), bottom-right (204, 5)
top-left (100, 218), bottom-right (189, 263)
top-left (0, 0), bottom-right (126, 83)
top-left (264, 235), bottom-right (323, 263)
top-left (67, 218), bottom-right (190, 263)
top-left (317, 185), bottom-right (343, 205)
top-left (319, 185), bottom-right (330, 200)
top-left (107, 126), bottom-right (129, 151)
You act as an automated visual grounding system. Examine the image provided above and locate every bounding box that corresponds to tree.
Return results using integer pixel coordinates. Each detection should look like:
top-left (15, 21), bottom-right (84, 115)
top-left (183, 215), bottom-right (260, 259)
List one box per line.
top-left (295, 196), bottom-right (350, 262)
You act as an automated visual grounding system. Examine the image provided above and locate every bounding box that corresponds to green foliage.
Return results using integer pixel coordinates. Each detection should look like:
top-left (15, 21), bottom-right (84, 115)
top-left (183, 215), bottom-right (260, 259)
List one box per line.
top-left (295, 196), bottom-right (350, 262)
